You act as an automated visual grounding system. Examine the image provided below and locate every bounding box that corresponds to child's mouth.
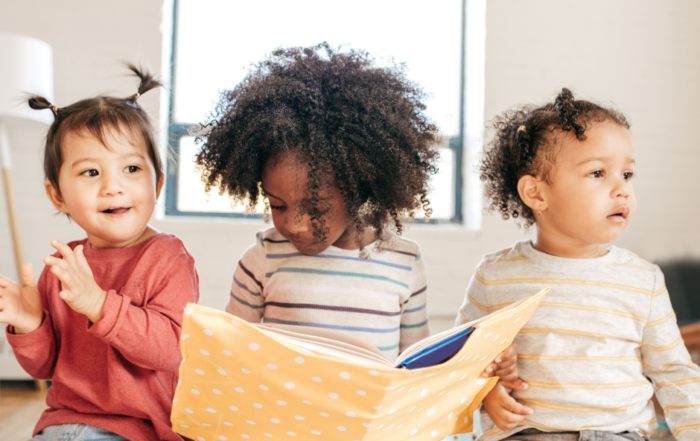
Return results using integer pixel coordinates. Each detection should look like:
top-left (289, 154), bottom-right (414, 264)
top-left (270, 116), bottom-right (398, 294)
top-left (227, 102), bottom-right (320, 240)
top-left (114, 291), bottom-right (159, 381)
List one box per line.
top-left (607, 206), bottom-right (629, 221)
top-left (102, 207), bottom-right (131, 215)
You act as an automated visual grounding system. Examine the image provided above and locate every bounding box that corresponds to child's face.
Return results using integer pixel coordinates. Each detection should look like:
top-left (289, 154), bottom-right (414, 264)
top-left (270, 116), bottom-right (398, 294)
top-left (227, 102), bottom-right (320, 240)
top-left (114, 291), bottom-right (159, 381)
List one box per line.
top-left (537, 121), bottom-right (636, 246)
top-left (261, 152), bottom-right (354, 254)
top-left (46, 128), bottom-right (163, 249)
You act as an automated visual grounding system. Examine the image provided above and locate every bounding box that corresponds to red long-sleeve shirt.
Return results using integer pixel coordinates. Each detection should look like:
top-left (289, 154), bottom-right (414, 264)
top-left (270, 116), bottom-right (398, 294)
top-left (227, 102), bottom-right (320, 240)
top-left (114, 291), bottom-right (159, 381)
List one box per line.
top-left (6, 233), bottom-right (199, 441)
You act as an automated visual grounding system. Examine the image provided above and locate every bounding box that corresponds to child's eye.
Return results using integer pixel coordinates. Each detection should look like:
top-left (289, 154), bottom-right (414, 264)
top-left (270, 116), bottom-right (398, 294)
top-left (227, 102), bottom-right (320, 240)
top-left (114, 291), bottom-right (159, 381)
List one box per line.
top-left (81, 169), bottom-right (99, 177)
top-left (623, 171), bottom-right (634, 181)
top-left (589, 170), bottom-right (604, 178)
top-left (269, 204), bottom-right (285, 211)
top-left (124, 165), bottom-right (140, 173)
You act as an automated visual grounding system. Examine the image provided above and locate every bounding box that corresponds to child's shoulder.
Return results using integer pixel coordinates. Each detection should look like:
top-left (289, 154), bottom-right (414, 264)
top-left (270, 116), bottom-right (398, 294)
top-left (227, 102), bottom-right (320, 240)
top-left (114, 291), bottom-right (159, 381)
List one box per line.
top-left (253, 227), bottom-right (291, 251)
top-left (609, 247), bottom-right (657, 271)
top-left (140, 232), bottom-right (191, 255)
top-left (381, 233), bottom-right (422, 260)
top-left (607, 246), bottom-right (662, 287)
top-left (477, 240), bottom-right (532, 269)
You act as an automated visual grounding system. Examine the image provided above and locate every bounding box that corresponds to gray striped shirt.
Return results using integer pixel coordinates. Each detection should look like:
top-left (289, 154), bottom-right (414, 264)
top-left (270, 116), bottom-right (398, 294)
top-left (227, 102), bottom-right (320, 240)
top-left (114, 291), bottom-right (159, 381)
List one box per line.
top-left (226, 227), bottom-right (430, 361)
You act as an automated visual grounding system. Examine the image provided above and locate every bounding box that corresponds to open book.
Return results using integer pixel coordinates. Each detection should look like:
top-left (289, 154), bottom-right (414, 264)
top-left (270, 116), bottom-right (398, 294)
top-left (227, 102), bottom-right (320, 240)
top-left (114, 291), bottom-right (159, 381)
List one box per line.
top-left (253, 320), bottom-right (476, 369)
top-left (172, 288), bottom-right (548, 441)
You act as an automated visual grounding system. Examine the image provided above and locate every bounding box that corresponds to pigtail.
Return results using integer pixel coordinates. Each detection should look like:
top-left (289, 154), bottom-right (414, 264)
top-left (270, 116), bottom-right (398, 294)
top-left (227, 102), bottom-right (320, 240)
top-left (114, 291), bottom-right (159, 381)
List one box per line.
top-left (28, 95), bottom-right (59, 117)
top-left (554, 88), bottom-right (586, 140)
top-left (512, 124), bottom-right (534, 173)
top-left (124, 63), bottom-right (163, 104)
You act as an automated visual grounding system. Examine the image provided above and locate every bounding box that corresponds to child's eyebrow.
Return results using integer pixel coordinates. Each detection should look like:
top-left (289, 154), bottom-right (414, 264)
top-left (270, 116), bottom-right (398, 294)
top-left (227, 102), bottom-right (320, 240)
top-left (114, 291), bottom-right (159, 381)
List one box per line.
top-left (71, 153), bottom-right (146, 169)
top-left (262, 188), bottom-right (282, 200)
top-left (575, 156), bottom-right (635, 167)
top-left (71, 157), bottom-right (98, 168)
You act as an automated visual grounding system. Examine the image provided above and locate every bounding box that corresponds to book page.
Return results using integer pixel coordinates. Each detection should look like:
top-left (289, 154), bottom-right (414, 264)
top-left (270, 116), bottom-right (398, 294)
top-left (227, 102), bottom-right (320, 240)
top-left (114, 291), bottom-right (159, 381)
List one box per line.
top-left (172, 288), bottom-right (548, 440)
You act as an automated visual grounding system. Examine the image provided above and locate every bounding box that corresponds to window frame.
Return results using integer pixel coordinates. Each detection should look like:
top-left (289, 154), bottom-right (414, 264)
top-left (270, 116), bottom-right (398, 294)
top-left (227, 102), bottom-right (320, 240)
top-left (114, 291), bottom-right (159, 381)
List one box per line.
top-left (165, 0), bottom-right (466, 223)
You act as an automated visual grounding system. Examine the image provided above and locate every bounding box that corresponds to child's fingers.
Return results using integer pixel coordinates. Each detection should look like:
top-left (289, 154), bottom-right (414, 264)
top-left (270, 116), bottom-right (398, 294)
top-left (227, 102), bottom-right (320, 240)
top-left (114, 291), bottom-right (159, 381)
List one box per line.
top-left (505, 396), bottom-right (534, 416)
top-left (47, 262), bottom-right (76, 290)
top-left (0, 275), bottom-right (9, 289)
top-left (74, 245), bottom-right (93, 274)
top-left (494, 363), bottom-right (518, 381)
top-left (500, 378), bottom-right (529, 391)
top-left (484, 342), bottom-right (519, 378)
top-left (58, 290), bottom-right (76, 303)
top-left (50, 239), bottom-right (77, 266)
top-left (19, 263), bottom-right (36, 289)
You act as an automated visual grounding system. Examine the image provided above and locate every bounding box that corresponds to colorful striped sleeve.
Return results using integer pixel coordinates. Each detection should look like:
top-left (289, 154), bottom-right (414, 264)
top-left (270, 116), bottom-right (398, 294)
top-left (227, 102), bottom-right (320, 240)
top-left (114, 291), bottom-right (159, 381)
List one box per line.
top-left (399, 249), bottom-right (430, 353)
top-left (642, 266), bottom-right (700, 440)
top-left (226, 233), bottom-right (267, 323)
top-left (455, 259), bottom-right (491, 327)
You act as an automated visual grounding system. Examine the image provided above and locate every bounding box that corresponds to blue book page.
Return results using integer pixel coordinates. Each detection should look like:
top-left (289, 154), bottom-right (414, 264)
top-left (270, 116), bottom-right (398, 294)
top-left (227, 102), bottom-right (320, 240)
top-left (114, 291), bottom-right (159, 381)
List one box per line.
top-left (398, 327), bottom-right (475, 369)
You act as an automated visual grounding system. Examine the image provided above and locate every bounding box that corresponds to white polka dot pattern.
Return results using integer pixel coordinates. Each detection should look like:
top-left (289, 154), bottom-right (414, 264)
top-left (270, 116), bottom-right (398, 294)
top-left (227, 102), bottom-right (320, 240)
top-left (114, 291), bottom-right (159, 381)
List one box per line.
top-left (172, 290), bottom-right (546, 440)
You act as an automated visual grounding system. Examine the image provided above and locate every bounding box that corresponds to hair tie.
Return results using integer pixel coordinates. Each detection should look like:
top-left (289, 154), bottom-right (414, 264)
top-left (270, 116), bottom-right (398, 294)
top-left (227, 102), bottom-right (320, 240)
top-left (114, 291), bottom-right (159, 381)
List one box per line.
top-left (50, 105), bottom-right (58, 115)
top-left (133, 92), bottom-right (141, 101)
top-left (517, 125), bottom-right (527, 133)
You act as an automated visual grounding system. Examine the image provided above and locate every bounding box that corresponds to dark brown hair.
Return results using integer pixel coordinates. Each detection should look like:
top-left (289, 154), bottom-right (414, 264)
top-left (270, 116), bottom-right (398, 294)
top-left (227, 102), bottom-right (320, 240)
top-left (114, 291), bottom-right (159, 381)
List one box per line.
top-left (195, 43), bottom-right (440, 248)
top-left (480, 88), bottom-right (630, 226)
top-left (28, 64), bottom-right (163, 196)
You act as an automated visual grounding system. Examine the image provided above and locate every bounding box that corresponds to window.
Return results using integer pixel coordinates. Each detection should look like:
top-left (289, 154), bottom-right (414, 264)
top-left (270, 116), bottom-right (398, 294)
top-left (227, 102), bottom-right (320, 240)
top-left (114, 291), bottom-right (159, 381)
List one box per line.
top-left (167, 0), bottom-right (465, 222)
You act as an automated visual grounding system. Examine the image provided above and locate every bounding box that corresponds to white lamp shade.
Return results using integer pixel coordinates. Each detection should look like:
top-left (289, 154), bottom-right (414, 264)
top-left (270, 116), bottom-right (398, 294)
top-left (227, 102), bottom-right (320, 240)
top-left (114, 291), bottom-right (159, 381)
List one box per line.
top-left (0, 33), bottom-right (53, 124)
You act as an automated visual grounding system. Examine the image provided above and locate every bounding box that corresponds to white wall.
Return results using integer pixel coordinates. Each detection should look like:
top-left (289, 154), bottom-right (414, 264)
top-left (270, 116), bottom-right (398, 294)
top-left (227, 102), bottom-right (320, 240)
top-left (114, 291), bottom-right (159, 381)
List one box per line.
top-left (1, 0), bottom-right (699, 343)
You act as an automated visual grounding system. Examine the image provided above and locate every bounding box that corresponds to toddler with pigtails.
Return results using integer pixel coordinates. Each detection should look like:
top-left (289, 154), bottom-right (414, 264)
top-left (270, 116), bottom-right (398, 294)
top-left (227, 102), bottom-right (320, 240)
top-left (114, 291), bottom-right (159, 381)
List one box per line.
top-left (0, 65), bottom-right (199, 441)
top-left (459, 88), bottom-right (700, 440)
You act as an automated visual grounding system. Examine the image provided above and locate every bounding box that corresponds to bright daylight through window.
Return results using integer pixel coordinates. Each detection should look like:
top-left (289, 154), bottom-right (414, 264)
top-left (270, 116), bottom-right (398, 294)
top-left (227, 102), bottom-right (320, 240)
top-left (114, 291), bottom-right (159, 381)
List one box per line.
top-left (168, 0), bottom-right (464, 221)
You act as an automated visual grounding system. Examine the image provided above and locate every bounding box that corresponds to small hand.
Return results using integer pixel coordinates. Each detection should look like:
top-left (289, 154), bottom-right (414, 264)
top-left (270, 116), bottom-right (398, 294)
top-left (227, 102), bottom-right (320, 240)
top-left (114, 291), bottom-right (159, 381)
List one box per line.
top-left (483, 381), bottom-right (534, 431)
top-left (482, 342), bottom-right (528, 390)
top-left (43, 239), bottom-right (106, 323)
top-left (0, 263), bottom-right (43, 334)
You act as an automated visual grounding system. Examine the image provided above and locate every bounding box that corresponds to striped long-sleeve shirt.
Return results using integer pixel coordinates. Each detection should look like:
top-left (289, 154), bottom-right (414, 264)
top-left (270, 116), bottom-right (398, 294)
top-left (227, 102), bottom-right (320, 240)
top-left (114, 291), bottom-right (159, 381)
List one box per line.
top-left (457, 240), bottom-right (700, 441)
top-left (226, 227), bottom-right (430, 361)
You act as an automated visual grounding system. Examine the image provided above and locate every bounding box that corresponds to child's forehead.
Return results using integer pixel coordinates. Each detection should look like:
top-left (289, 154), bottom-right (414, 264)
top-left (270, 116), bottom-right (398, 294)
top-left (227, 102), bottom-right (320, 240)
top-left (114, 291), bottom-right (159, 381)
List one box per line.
top-left (62, 125), bottom-right (148, 157)
top-left (557, 121), bottom-right (634, 164)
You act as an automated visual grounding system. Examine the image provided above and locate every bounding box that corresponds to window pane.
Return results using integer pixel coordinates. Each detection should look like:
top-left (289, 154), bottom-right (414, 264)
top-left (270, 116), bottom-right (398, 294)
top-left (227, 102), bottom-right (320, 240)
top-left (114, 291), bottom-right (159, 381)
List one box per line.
top-left (177, 136), bottom-right (265, 214)
top-left (174, 0), bottom-right (461, 136)
top-left (173, 0), bottom-right (462, 219)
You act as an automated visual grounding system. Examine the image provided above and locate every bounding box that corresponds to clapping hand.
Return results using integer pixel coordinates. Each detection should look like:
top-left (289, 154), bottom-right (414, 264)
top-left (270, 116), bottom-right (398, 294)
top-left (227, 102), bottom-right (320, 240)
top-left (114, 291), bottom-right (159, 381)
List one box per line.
top-left (0, 263), bottom-right (43, 334)
top-left (43, 239), bottom-right (106, 323)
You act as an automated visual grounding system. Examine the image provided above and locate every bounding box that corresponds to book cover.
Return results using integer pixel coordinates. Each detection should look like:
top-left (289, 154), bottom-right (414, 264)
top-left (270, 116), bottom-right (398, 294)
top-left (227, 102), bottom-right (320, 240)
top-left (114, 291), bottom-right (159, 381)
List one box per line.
top-left (171, 288), bottom-right (548, 440)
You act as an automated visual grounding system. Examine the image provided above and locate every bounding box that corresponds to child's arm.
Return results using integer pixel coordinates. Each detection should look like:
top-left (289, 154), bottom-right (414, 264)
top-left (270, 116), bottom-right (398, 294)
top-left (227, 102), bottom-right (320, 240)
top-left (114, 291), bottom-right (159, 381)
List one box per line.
top-left (45, 239), bottom-right (199, 372)
top-left (2, 264), bottom-right (59, 379)
top-left (482, 381), bottom-right (534, 431)
top-left (642, 267), bottom-right (700, 441)
top-left (457, 263), bottom-right (524, 387)
top-left (399, 250), bottom-right (430, 353)
top-left (226, 234), bottom-right (267, 322)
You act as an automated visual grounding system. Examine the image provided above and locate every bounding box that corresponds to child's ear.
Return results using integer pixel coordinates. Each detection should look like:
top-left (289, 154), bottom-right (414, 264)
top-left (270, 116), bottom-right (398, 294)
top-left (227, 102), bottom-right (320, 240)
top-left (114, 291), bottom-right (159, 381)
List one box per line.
top-left (517, 174), bottom-right (547, 214)
top-left (155, 174), bottom-right (164, 200)
top-left (44, 180), bottom-right (69, 214)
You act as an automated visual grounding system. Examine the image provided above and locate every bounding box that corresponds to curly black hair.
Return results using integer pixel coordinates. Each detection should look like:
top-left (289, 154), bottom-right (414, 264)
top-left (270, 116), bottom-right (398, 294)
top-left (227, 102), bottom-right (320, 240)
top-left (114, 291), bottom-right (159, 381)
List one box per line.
top-left (480, 88), bottom-right (630, 226)
top-left (195, 43), bottom-right (440, 247)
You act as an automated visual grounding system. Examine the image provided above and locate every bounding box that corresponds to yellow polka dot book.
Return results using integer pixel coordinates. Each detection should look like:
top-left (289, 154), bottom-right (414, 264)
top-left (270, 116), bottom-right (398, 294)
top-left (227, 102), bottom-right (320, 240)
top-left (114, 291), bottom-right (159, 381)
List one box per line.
top-left (172, 288), bottom-right (548, 441)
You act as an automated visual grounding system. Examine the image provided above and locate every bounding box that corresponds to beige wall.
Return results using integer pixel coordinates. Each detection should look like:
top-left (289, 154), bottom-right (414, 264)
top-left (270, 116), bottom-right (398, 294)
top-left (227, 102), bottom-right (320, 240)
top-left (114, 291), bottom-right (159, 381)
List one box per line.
top-left (1, 0), bottom-right (699, 344)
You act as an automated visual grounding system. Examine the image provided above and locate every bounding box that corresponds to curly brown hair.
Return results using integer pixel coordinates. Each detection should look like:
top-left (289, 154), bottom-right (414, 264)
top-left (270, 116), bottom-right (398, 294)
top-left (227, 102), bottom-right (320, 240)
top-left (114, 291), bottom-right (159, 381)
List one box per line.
top-left (194, 43), bottom-right (440, 247)
top-left (480, 88), bottom-right (630, 227)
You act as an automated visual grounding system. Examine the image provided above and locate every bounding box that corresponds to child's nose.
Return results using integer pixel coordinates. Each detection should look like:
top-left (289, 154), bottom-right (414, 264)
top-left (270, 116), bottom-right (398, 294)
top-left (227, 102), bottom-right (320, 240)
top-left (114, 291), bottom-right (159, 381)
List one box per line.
top-left (100, 174), bottom-right (125, 197)
top-left (286, 212), bottom-right (311, 234)
top-left (612, 178), bottom-right (631, 198)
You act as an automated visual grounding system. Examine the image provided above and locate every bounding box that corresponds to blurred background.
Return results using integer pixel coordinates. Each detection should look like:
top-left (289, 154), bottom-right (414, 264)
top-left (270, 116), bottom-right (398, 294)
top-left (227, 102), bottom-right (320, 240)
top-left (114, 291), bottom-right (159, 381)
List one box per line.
top-left (1, 1), bottom-right (698, 440)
